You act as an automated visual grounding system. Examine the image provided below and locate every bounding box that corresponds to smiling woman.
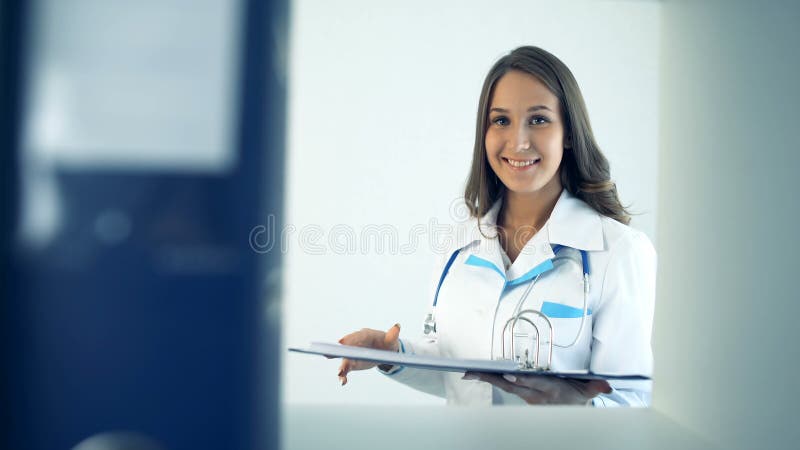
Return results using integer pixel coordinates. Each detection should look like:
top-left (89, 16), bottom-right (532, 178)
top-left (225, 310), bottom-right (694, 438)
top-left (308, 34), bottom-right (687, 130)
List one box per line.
top-left (484, 71), bottom-right (569, 260)
top-left (337, 46), bottom-right (656, 407)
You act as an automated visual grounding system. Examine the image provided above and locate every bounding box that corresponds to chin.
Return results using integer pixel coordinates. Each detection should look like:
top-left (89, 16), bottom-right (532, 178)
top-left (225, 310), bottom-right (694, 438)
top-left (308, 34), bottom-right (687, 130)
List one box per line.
top-left (504, 184), bottom-right (547, 195)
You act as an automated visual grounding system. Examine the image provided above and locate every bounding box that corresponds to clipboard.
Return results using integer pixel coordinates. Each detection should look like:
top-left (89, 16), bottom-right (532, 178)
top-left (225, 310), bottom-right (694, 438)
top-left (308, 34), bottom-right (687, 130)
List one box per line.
top-left (289, 342), bottom-right (651, 381)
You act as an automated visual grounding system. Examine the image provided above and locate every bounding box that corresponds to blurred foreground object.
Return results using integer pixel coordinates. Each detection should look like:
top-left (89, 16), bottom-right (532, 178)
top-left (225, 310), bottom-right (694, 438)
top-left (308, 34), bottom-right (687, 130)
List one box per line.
top-left (1, 0), bottom-right (288, 448)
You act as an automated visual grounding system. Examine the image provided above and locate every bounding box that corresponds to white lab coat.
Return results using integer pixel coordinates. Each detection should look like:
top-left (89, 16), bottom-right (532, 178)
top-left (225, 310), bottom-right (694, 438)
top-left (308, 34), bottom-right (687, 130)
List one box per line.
top-left (381, 189), bottom-right (656, 406)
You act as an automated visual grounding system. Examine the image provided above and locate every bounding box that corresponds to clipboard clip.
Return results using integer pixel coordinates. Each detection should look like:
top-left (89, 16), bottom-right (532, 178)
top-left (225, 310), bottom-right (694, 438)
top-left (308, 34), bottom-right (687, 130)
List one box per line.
top-left (500, 309), bottom-right (554, 371)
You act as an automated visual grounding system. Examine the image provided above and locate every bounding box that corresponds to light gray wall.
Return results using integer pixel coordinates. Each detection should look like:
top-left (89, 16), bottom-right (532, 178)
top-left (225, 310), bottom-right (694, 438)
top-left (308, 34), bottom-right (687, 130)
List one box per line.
top-left (653, 0), bottom-right (800, 448)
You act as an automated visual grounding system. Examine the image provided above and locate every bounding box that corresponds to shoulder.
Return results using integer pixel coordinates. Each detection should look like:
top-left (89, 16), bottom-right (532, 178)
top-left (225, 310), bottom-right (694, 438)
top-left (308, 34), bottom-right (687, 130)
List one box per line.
top-left (598, 216), bottom-right (656, 262)
top-left (591, 216), bottom-right (657, 299)
top-left (592, 217), bottom-right (657, 311)
top-left (427, 218), bottom-right (481, 269)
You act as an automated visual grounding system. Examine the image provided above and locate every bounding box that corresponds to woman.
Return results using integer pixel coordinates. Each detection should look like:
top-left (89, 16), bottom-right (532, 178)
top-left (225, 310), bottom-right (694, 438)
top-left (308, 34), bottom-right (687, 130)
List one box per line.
top-left (337, 46), bottom-right (656, 406)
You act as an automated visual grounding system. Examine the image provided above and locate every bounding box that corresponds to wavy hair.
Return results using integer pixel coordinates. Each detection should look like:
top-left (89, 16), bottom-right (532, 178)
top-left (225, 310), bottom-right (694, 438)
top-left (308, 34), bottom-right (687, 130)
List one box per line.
top-left (464, 46), bottom-right (630, 226)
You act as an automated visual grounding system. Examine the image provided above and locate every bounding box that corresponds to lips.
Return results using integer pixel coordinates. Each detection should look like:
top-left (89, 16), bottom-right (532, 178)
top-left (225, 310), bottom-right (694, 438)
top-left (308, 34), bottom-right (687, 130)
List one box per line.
top-left (502, 157), bottom-right (541, 170)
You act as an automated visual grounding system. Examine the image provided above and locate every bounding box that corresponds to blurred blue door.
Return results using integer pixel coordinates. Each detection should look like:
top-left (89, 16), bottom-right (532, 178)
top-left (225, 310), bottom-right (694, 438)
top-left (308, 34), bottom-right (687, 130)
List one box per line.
top-left (1, 0), bottom-right (287, 449)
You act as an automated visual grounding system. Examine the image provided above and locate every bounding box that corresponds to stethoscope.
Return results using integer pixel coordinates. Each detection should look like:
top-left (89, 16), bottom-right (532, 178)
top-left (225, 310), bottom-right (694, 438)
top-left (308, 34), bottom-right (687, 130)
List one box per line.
top-left (423, 244), bottom-right (590, 371)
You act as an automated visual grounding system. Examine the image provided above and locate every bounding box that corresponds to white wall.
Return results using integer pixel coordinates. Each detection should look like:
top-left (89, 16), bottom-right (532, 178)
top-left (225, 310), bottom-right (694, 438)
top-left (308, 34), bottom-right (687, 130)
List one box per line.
top-left (283, 0), bottom-right (661, 405)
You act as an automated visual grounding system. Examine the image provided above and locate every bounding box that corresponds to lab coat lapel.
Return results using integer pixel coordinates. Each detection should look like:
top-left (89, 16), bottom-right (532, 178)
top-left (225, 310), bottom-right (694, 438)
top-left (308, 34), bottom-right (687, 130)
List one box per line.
top-left (455, 189), bottom-right (604, 283)
top-left (505, 228), bottom-right (555, 285)
top-left (506, 189), bottom-right (604, 283)
top-left (459, 200), bottom-right (507, 281)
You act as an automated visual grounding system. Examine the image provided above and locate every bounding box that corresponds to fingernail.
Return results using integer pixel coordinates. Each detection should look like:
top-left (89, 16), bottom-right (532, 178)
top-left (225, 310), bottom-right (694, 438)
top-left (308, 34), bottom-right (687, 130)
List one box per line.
top-left (502, 374), bottom-right (517, 383)
top-left (338, 338), bottom-right (344, 344)
top-left (394, 323), bottom-right (400, 329)
top-left (462, 374), bottom-right (479, 381)
top-left (339, 376), bottom-right (346, 386)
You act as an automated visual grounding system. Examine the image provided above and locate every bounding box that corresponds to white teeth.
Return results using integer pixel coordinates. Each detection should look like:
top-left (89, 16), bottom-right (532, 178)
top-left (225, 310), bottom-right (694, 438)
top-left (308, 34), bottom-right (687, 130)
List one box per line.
top-left (506, 158), bottom-right (539, 167)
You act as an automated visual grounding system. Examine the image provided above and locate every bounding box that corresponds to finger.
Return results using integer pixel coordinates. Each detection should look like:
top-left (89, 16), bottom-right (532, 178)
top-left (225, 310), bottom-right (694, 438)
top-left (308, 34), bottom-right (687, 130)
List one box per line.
top-left (463, 372), bottom-right (547, 404)
top-left (507, 374), bottom-right (562, 395)
top-left (488, 374), bottom-right (548, 404)
top-left (384, 323), bottom-right (400, 350)
top-left (561, 378), bottom-right (612, 396)
top-left (496, 374), bottom-right (548, 396)
top-left (338, 359), bottom-right (351, 385)
top-left (338, 333), bottom-right (357, 346)
top-left (339, 328), bottom-right (372, 346)
top-left (583, 380), bottom-right (612, 395)
top-left (340, 329), bottom-right (380, 349)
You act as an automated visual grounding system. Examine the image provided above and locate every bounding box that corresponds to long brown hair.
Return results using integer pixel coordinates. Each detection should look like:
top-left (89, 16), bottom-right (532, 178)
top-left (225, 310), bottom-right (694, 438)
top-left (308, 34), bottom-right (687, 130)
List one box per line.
top-left (464, 46), bottom-right (631, 226)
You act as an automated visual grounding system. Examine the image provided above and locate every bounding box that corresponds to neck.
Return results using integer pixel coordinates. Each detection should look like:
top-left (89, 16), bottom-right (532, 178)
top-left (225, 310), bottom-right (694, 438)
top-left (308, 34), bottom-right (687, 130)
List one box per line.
top-left (500, 181), bottom-right (563, 231)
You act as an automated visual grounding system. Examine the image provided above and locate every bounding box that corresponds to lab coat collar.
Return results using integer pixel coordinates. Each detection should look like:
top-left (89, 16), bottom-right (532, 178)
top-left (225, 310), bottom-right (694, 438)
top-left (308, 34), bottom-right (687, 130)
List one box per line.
top-left (456, 200), bottom-right (506, 280)
top-left (505, 189), bottom-right (604, 282)
top-left (456, 189), bottom-right (604, 282)
top-left (546, 189), bottom-right (605, 252)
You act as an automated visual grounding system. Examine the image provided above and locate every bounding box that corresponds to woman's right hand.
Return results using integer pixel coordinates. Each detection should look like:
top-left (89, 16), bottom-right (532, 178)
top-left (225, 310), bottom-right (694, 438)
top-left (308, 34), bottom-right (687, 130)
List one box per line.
top-left (337, 323), bottom-right (401, 386)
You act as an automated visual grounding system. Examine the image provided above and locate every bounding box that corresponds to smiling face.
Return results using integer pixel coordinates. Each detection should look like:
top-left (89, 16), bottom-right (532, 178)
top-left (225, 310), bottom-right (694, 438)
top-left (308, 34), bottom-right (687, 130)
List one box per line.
top-left (485, 70), bottom-right (569, 197)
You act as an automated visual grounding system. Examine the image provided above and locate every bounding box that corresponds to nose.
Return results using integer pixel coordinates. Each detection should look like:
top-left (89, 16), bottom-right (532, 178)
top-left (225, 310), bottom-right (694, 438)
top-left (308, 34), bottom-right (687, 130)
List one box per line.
top-left (512, 126), bottom-right (531, 152)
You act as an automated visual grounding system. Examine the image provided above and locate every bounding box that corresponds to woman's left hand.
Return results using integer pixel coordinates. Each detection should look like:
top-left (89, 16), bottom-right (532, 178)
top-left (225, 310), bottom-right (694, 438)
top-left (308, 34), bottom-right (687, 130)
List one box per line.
top-left (462, 372), bottom-right (612, 405)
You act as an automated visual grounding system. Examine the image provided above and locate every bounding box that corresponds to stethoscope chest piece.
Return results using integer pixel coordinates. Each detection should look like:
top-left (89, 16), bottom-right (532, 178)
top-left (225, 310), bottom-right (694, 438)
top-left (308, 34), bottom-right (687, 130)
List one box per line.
top-left (423, 312), bottom-right (437, 337)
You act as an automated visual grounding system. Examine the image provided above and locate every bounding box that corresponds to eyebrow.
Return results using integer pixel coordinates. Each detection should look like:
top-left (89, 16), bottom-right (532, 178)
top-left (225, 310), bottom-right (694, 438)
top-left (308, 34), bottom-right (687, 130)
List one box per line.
top-left (489, 105), bottom-right (553, 113)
